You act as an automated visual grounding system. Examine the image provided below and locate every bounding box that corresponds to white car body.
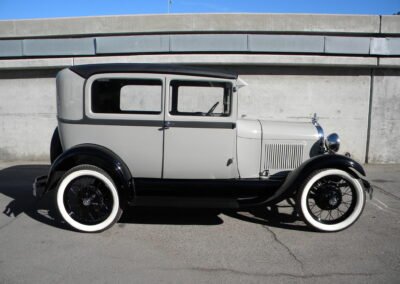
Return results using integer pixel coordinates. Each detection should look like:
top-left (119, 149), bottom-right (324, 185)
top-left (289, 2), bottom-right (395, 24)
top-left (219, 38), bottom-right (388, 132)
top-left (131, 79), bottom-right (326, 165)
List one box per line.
top-left (56, 67), bottom-right (320, 180)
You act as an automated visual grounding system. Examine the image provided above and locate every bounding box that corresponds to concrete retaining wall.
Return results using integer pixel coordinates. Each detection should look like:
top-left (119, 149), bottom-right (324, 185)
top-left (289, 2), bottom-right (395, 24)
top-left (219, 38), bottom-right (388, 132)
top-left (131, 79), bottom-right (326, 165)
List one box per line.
top-left (369, 69), bottom-right (400, 163)
top-left (0, 14), bottom-right (399, 164)
top-left (0, 70), bottom-right (57, 161)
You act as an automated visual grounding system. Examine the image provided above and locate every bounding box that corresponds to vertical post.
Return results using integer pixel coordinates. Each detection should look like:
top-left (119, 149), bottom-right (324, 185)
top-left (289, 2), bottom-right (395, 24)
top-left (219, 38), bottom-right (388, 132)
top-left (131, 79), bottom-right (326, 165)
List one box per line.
top-left (167, 0), bottom-right (172, 14)
top-left (365, 69), bottom-right (374, 164)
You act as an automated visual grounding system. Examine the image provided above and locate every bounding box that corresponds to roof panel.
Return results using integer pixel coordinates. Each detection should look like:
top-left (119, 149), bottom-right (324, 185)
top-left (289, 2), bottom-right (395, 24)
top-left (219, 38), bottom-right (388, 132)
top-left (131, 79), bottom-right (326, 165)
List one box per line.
top-left (70, 63), bottom-right (237, 79)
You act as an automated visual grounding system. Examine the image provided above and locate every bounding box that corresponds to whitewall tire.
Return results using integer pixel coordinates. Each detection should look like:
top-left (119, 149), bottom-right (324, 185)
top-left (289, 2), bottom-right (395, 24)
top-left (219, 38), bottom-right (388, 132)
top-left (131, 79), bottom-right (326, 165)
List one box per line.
top-left (56, 165), bottom-right (123, 233)
top-left (297, 169), bottom-right (366, 232)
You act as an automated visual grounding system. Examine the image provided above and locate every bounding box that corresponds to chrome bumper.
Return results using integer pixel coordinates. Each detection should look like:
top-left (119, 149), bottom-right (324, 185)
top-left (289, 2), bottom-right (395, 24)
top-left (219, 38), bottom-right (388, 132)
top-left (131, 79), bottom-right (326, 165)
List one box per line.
top-left (33, 175), bottom-right (47, 199)
top-left (362, 179), bottom-right (373, 199)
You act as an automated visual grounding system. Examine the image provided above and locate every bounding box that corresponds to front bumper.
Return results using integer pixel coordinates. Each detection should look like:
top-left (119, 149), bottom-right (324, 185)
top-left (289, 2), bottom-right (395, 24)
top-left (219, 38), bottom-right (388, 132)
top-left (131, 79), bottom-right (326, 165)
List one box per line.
top-left (33, 176), bottom-right (47, 199)
top-left (362, 178), bottom-right (373, 199)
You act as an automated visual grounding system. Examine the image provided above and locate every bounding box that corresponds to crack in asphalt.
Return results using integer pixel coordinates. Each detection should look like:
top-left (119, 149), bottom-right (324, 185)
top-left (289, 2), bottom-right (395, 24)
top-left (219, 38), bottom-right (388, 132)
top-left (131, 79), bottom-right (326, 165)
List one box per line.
top-left (372, 184), bottom-right (400, 201)
top-left (159, 266), bottom-right (378, 279)
top-left (263, 225), bottom-right (305, 272)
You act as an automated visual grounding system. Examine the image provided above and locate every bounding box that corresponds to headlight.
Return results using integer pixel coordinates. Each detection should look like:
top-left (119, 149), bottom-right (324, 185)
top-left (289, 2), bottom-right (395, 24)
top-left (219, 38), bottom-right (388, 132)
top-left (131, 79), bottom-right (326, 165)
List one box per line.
top-left (325, 133), bottom-right (340, 153)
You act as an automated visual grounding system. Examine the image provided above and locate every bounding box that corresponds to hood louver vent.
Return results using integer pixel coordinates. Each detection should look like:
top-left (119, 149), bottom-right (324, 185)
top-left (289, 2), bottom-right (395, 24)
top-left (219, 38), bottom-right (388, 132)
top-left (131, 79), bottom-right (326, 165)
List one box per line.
top-left (263, 143), bottom-right (305, 171)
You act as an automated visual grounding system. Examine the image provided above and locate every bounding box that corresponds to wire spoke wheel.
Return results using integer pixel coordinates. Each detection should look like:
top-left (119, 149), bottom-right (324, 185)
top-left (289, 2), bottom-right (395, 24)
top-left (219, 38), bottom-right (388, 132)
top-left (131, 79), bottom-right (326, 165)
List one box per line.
top-left (64, 176), bottom-right (114, 225)
top-left (307, 175), bottom-right (357, 225)
top-left (56, 165), bottom-right (122, 233)
top-left (297, 169), bottom-right (366, 232)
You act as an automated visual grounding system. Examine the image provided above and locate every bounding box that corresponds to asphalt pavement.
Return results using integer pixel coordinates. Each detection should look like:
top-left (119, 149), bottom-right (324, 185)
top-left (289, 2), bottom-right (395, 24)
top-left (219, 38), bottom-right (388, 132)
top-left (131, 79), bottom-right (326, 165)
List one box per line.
top-left (0, 162), bottom-right (399, 283)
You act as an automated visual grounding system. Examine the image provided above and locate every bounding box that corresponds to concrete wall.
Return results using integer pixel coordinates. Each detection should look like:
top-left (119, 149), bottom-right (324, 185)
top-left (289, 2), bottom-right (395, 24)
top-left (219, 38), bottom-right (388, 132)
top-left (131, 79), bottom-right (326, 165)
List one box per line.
top-left (0, 70), bottom-right (57, 161)
top-left (0, 13), bottom-right (399, 164)
top-left (369, 69), bottom-right (400, 163)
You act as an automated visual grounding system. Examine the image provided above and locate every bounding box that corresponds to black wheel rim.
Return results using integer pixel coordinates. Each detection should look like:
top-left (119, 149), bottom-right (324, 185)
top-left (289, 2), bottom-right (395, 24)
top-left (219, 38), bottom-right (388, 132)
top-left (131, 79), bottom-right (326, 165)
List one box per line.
top-left (306, 175), bottom-right (357, 225)
top-left (63, 176), bottom-right (114, 225)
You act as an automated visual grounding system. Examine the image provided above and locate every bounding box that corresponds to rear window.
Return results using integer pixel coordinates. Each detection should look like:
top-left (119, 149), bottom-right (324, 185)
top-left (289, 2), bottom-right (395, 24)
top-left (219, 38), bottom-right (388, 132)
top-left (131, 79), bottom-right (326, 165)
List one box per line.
top-left (91, 78), bottom-right (162, 114)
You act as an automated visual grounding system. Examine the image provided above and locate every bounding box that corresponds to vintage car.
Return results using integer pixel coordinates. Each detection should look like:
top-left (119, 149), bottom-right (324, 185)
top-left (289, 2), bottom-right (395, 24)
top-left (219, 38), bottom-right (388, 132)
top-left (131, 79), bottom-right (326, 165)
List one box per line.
top-left (33, 63), bottom-right (372, 233)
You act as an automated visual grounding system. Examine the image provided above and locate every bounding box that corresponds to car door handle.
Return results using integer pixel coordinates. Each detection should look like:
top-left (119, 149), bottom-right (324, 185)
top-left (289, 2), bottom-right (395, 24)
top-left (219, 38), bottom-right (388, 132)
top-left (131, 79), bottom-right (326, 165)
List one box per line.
top-left (165, 121), bottom-right (174, 127)
top-left (158, 121), bottom-right (174, 131)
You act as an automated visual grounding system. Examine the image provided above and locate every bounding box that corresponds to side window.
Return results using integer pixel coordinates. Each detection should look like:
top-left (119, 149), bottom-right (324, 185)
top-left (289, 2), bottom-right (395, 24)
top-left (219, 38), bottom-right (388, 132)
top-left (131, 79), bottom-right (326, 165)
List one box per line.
top-left (169, 80), bottom-right (232, 116)
top-left (91, 78), bottom-right (162, 114)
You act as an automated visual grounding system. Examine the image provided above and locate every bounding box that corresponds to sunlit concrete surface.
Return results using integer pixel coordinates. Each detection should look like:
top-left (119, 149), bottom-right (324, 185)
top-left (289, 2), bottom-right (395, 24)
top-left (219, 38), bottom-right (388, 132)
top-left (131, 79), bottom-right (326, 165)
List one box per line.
top-left (0, 162), bottom-right (399, 283)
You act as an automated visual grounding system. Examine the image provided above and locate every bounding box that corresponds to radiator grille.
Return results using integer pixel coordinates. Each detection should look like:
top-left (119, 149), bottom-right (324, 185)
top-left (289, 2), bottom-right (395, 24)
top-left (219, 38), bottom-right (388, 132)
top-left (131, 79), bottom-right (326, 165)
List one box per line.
top-left (263, 143), bottom-right (304, 170)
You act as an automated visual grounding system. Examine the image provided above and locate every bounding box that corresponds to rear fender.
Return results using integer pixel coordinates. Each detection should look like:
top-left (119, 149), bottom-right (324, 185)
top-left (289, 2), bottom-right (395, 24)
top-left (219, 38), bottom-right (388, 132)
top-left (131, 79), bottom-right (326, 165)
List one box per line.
top-left (45, 144), bottom-right (134, 204)
top-left (263, 154), bottom-right (367, 205)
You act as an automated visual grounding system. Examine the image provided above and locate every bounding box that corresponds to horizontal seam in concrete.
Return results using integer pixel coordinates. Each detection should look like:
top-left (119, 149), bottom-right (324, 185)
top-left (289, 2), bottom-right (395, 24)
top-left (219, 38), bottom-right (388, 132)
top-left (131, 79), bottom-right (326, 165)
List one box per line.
top-left (0, 54), bottom-right (384, 70)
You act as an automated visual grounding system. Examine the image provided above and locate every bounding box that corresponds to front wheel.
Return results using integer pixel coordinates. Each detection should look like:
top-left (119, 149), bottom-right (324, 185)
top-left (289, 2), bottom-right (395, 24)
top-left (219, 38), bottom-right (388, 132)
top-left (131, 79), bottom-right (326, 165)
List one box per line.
top-left (297, 169), bottom-right (366, 232)
top-left (55, 165), bottom-right (123, 233)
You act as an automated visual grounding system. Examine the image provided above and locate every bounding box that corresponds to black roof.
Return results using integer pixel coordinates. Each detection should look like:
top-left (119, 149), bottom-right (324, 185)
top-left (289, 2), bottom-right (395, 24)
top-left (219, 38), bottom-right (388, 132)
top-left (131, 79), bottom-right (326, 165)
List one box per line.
top-left (70, 63), bottom-right (238, 80)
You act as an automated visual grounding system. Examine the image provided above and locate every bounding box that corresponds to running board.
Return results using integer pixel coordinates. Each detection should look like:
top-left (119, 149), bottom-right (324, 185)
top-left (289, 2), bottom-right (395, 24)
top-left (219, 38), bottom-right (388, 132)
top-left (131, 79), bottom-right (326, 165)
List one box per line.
top-left (131, 196), bottom-right (239, 209)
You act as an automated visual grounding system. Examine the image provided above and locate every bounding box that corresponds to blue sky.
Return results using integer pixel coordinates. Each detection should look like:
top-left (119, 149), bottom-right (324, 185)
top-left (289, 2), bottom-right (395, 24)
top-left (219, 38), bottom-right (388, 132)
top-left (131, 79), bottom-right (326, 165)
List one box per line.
top-left (0, 0), bottom-right (399, 20)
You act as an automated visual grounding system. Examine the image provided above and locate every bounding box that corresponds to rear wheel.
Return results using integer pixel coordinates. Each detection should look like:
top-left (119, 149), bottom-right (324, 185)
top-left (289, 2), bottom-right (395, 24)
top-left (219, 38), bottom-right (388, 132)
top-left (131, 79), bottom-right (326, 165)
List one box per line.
top-left (55, 165), bottom-right (123, 233)
top-left (297, 169), bottom-right (365, 232)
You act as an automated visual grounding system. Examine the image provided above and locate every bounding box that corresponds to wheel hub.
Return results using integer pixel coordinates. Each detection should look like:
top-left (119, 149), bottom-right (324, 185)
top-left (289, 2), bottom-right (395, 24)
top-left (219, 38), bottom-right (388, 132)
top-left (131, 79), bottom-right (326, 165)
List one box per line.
top-left (314, 185), bottom-right (342, 210)
top-left (82, 197), bottom-right (92, 206)
top-left (80, 186), bottom-right (103, 207)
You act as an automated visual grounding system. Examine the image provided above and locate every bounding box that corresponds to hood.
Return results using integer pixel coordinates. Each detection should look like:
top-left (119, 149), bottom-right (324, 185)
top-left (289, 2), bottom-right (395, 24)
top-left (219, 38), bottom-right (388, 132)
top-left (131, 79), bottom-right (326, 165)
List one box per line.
top-left (259, 120), bottom-right (319, 141)
top-left (236, 119), bottom-right (321, 178)
top-left (237, 119), bottom-right (319, 141)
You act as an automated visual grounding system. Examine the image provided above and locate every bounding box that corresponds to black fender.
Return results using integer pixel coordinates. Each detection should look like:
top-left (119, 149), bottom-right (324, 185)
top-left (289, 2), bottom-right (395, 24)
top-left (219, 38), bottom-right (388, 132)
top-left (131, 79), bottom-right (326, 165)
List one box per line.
top-left (50, 127), bottom-right (63, 163)
top-left (262, 154), bottom-right (367, 205)
top-left (45, 144), bottom-right (134, 204)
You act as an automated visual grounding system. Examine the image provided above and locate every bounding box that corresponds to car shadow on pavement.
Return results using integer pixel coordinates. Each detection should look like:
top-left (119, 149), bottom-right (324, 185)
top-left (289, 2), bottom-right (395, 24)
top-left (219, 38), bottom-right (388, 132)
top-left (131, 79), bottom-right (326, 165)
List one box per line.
top-left (119, 207), bottom-right (224, 226)
top-left (0, 165), bottom-right (310, 232)
top-left (0, 164), bottom-right (71, 231)
top-left (223, 205), bottom-right (313, 232)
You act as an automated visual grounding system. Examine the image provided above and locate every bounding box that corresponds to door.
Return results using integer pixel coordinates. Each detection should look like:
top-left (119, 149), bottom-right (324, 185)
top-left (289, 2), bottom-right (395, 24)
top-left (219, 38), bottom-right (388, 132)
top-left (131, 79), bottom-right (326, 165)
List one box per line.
top-left (162, 76), bottom-right (239, 179)
top-left (83, 73), bottom-right (165, 178)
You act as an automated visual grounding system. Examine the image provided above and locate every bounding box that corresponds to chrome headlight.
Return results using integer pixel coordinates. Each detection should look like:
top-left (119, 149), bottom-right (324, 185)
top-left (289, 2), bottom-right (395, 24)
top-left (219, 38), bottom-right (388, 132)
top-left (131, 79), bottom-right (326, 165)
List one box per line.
top-left (325, 133), bottom-right (340, 153)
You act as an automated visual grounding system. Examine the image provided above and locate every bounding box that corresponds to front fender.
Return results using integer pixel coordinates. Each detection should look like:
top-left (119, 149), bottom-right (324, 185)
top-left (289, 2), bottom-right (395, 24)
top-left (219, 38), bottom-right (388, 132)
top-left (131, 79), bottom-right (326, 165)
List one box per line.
top-left (45, 144), bottom-right (134, 204)
top-left (263, 154), bottom-right (367, 205)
